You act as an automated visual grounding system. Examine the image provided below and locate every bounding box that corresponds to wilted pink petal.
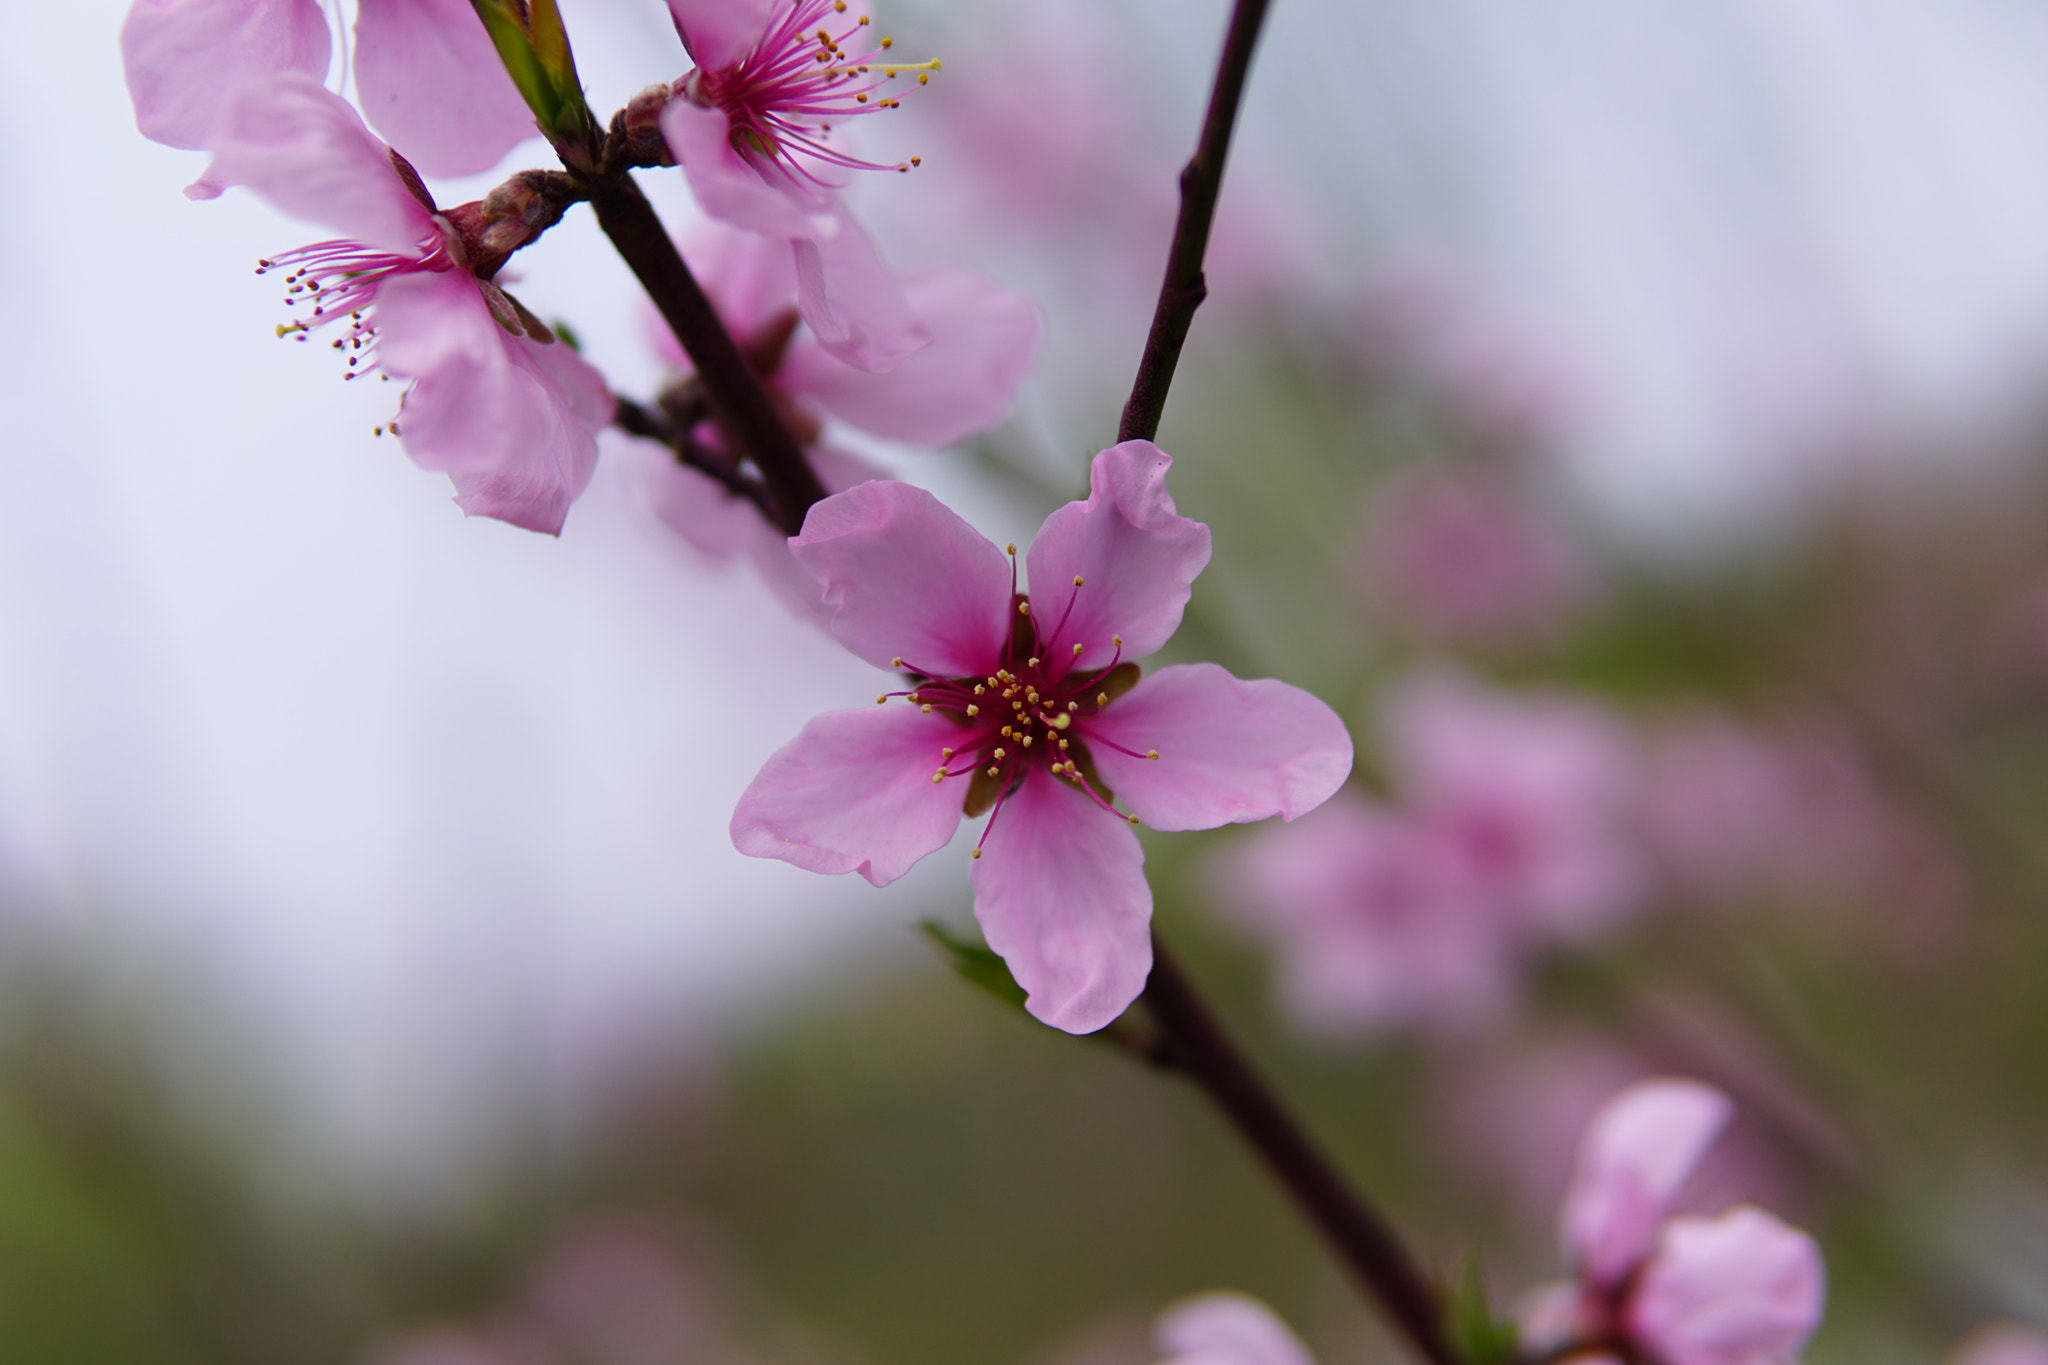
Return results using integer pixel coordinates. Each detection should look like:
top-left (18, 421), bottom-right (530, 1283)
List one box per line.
top-left (971, 770), bottom-right (1151, 1033)
top-left (122, 0), bottom-right (331, 150)
top-left (1563, 1078), bottom-right (1735, 1287)
top-left (1155, 1293), bottom-right (1318, 1365)
top-left (1222, 796), bottom-right (1512, 1034)
top-left (1026, 442), bottom-right (1214, 668)
top-left (187, 74), bottom-right (433, 251)
top-left (353, 0), bottom-right (534, 178)
top-left (730, 705), bottom-right (966, 886)
top-left (780, 267), bottom-right (1040, 446)
top-left (791, 479), bottom-right (1012, 676)
top-left (1088, 664), bottom-right (1351, 832)
top-left (1629, 1207), bottom-right (1825, 1365)
top-left (375, 271), bottom-right (610, 536)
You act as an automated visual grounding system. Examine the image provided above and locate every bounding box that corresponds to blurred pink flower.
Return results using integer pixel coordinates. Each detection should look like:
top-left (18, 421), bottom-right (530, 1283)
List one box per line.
top-left (1357, 466), bottom-right (1597, 647)
top-left (661, 0), bottom-right (935, 371)
top-left (122, 0), bottom-right (531, 175)
top-left (1217, 792), bottom-right (1514, 1034)
top-left (1948, 1325), bottom-right (2048, 1365)
top-left (634, 224), bottom-right (1037, 613)
top-left (1220, 670), bottom-right (1647, 1036)
top-left (1641, 710), bottom-right (1962, 942)
top-left (194, 76), bottom-right (610, 534)
top-left (1520, 1079), bottom-right (1825, 1365)
top-left (731, 441), bottom-right (1353, 1033)
top-left (1385, 668), bottom-right (1649, 943)
top-left (1154, 1293), bottom-right (1316, 1365)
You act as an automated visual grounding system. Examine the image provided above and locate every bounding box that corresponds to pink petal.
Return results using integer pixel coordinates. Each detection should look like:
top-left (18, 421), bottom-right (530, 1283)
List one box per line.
top-left (1629, 1208), bottom-right (1826, 1365)
top-left (633, 442), bottom-right (763, 563)
top-left (730, 705), bottom-right (965, 886)
top-left (1087, 663), bottom-right (1352, 832)
top-left (187, 74), bottom-right (434, 252)
top-left (791, 210), bottom-right (933, 372)
top-left (661, 98), bottom-right (837, 240)
top-left (1025, 442), bottom-right (1212, 674)
top-left (1562, 1078), bottom-right (1735, 1286)
top-left (353, 0), bottom-right (535, 178)
top-left (780, 267), bottom-right (1040, 447)
top-left (665, 223), bottom-right (803, 362)
top-left (1948, 1326), bottom-right (2048, 1365)
top-left (1154, 1293), bottom-right (1317, 1365)
top-left (789, 480), bottom-right (1012, 676)
top-left (971, 771), bottom-right (1151, 1033)
top-left (375, 272), bottom-right (611, 535)
top-left (122, 0), bottom-right (331, 150)
top-left (665, 0), bottom-right (780, 70)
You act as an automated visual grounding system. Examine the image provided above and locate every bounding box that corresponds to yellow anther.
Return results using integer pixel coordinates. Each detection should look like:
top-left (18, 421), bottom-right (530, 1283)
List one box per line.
top-left (908, 692), bottom-right (921, 701)
top-left (985, 766), bottom-right (999, 777)
top-left (971, 847), bottom-right (982, 859)
top-left (1127, 814), bottom-right (1140, 825)
top-left (892, 656), bottom-right (903, 667)
top-left (1026, 691), bottom-right (1040, 703)
top-left (918, 73), bottom-right (928, 84)
top-left (1147, 750), bottom-right (1159, 760)
top-left (942, 748), bottom-right (955, 758)
top-left (966, 704), bottom-right (980, 716)
top-left (1073, 576), bottom-right (1085, 586)
top-left (1018, 601), bottom-right (1031, 616)
top-left (1027, 657), bottom-right (1040, 668)
top-left (856, 94), bottom-right (868, 103)
top-left (1112, 634), bottom-right (1123, 646)
top-left (1005, 543), bottom-right (1016, 555)
top-left (1073, 643), bottom-right (1085, 656)
top-left (974, 685), bottom-right (986, 695)
top-left (931, 771), bottom-right (945, 783)
top-left (876, 695), bottom-right (887, 704)
top-left (1096, 692), bottom-right (1108, 706)
top-left (994, 748), bottom-right (1006, 759)
top-left (879, 34), bottom-right (892, 46)
top-left (1067, 701), bottom-right (1079, 711)
top-left (1058, 739), bottom-right (1070, 750)
top-left (1021, 736), bottom-right (1033, 747)
top-left (910, 156), bottom-right (922, 166)
top-left (921, 704), bottom-right (933, 714)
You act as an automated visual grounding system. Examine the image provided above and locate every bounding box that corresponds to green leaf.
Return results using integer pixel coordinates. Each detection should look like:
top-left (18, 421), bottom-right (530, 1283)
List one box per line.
top-left (918, 921), bottom-right (1029, 1013)
top-left (467, 0), bottom-right (595, 153)
top-left (1447, 1256), bottom-right (1519, 1365)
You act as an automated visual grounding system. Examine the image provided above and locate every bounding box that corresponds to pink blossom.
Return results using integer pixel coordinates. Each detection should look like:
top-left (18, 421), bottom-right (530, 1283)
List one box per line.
top-left (1384, 668), bottom-right (1648, 943)
top-left (1216, 792), bottom-right (1515, 1034)
top-left (1520, 1079), bottom-right (1825, 1365)
top-left (122, 0), bottom-right (532, 175)
top-left (730, 442), bottom-right (1354, 1033)
top-left (1154, 1293), bottom-right (1317, 1365)
top-left (194, 76), bottom-right (611, 534)
top-left (660, 0), bottom-right (936, 371)
top-left (633, 224), bottom-right (1037, 609)
top-left (1357, 467), bottom-right (1596, 647)
top-left (1948, 1325), bottom-right (2048, 1365)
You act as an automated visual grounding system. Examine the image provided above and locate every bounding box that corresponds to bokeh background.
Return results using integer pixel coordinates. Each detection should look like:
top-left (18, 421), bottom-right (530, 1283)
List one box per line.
top-left (4, 1), bottom-right (2048, 1362)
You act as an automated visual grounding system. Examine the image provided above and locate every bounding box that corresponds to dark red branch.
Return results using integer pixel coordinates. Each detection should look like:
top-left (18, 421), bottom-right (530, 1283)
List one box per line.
top-left (1117, 0), bottom-right (1274, 445)
top-left (1141, 942), bottom-right (1458, 1365)
top-left (581, 171), bottom-right (824, 534)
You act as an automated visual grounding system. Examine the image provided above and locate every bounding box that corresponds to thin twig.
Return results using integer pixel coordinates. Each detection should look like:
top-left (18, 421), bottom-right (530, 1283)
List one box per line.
top-left (581, 172), bottom-right (825, 534)
top-left (1117, 0), bottom-right (1274, 445)
top-left (612, 396), bottom-right (774, 512)
top-left (1142, 942), bottom-right (1459, 1365)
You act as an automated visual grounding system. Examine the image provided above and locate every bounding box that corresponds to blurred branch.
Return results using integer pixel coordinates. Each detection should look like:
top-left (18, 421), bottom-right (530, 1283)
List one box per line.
top-left (1141, 941), bottom-right (1459, 1365)
top-left (1117, 0), bottom-right (1274, 445)
top-left (613, 395), bottom-right (774, 513)
top-left (580, 171), bottom-right (824, 535)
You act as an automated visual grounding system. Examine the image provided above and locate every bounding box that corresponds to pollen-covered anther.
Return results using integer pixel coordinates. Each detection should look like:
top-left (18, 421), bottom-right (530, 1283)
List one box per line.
top-left (993, 748), bottom-right (1007, 759)
top-left (1021, 736), bottom-right (1033, 747)
top-left (1096, 692), bottom-right (1108, 706)
top-left (1058, 739), bottom-right (1069, 750)
top-left (1018, 601), bottom-right (1031, 616)
top-left (931, 771), bottom-right (945, 783)
top-left (1027, 657), bottom-right (1039, 668)
top-left (1126, 814), bottom-right (1140, 824)
top-left (971, 847), bottom-right (982, 859)
top-left (1112, 634), bottom-right (1123, 646)
top-left (1147, 750), bottom-right (1159, 759)
top-left (966, 704), bottom-right (980, 716)
top-left (985, 766), bottom-right (998, 778)
top-left (891, 656), bottom-right (903, 667)
top-left (1066, 701), bottom-right (1079, 712)
top-left (1073, 643), bottom-right (1085, 656)
top-left (974, 685), bottom-right (986, 695)
top-left (941, 747), bottom-right (955, 758)
top-left (875, 694), bottom-right (887, 704)
top-left (920, 704), bottom-right (933, 713)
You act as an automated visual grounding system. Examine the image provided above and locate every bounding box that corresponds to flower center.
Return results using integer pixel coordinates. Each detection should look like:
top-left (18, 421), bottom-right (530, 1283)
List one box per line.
top-left (875, 547), bottom-right (1161, 857)
top-left (686, 0), bottom-right (940, 182)
top-left (257, 227), bottom-right (456, 395)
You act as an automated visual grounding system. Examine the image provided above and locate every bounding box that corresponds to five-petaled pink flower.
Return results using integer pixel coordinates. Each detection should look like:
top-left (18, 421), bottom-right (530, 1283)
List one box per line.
top-left (195, 75), bottom-right (611, 535)
top-left (122, 0), bottom-right (534, 177)
top-left (1520, 1078), bottom-right (1826, 1365)
top-left (730, 441), bottom-right (1354, 1033)
top-left (661, 0), bottom-right (937, 372)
